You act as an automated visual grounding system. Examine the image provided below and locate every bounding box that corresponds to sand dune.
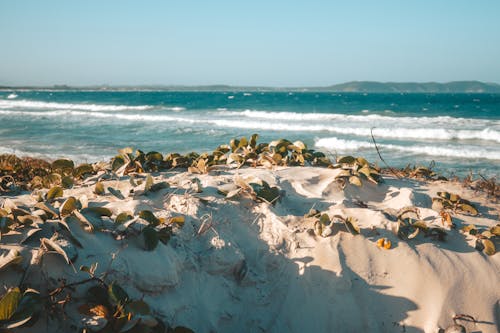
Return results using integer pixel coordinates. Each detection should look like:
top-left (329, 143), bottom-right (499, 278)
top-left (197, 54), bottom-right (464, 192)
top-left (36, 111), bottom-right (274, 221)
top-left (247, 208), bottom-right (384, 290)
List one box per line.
top-left (1, 166), bottom-right (499, 332)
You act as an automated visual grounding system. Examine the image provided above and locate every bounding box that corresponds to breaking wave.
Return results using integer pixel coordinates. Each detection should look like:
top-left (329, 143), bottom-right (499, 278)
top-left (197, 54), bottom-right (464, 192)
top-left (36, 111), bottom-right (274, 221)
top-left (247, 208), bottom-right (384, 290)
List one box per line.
top-left (315, 137), bottom-right (500, 160)
top-left (0, 99), bottom-right (155, 111)
top-left (219, 109), bottom-right (498, 127)
top-left (1, 109), bottom-right (499, 143)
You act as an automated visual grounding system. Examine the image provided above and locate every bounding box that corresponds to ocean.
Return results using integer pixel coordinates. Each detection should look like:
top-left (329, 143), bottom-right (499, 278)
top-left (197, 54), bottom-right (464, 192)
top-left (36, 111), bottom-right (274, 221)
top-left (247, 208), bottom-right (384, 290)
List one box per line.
top-left (0, 90), bottom-right (499, 178)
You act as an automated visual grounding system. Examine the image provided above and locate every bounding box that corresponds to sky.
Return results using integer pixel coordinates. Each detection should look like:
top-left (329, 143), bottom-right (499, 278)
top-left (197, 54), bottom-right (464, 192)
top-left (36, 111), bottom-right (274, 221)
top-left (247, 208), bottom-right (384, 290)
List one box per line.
top-left (1, 0), bottom-right (499, 87)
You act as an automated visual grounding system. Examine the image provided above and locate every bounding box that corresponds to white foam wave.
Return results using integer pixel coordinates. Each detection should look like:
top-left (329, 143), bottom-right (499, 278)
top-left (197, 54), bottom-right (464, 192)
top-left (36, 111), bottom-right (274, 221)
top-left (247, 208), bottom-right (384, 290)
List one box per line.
top-left (0, 109), bottom-right (198, 123)
top-left (209, 119), bottom-right (500, 143)
top-left (315, 137), bottom-right (500, 160)
top-left (166, 106), bottom-right (186, 112)
top-left (0, 99), bottom-right (154, 111)
top-left (320, 127), bottom-right (500, 143)
top-left (0, 145), bottom-right (110, 163)
top-left (314, 137), bottom-right (374, 151)
top-left (3, 109), bottom-right (497, 143)
top-left (219, 109), bottom-right (498, 127)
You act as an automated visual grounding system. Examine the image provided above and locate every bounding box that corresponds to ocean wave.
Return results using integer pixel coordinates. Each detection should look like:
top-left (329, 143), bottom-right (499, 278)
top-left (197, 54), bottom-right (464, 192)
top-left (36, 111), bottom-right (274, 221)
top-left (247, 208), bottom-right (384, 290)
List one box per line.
top-left (319, 126), bottom-right (500, 143)
top-left (3, 109), bottom-right (498, 143)
top-left (0, 99), bottom-right (154, 111)
top-left (314, 137), bottom-right (374, 151)
top-left (0, 109), bottom-right (198, 123)
top-left (0, 145), bottom-right (110, 163)
top-left (166, 106), bottom-right (186, 112)
top-left (209, 119), bottom-right (322, 131)
top-left (218, 109), bottom-right (498, 127)
top-left (315, 137), bottom-right (500, 160)
top-left (209, 119), bottom-right (500, 143)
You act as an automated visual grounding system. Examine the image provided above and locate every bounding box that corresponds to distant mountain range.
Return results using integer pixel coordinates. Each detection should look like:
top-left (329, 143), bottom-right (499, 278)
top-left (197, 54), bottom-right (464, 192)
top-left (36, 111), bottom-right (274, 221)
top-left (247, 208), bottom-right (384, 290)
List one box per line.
top-left (1, 81), bottom-right (500, 93)
top-left (318, 81), bottom-right (500, 93)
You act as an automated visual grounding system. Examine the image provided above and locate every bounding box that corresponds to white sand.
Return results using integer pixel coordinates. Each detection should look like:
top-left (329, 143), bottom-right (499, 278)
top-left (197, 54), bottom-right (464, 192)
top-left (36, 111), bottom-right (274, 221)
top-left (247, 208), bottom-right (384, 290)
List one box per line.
top-left (1, 166), bottom-right (499, 332)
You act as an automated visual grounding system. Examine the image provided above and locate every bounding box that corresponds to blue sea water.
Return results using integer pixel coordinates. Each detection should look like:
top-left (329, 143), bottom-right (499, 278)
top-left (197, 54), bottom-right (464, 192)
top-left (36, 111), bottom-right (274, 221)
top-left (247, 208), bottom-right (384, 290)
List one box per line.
top-left (0, 90), bottom-right (499, 178)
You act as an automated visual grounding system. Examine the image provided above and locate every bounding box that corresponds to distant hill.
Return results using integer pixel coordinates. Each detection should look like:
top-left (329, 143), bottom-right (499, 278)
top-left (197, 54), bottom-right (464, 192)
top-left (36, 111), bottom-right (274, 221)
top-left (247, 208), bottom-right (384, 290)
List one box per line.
top-left (1, 81), bottom-right (500, 93)
top-left (318, 81), bottom-right (500, 93)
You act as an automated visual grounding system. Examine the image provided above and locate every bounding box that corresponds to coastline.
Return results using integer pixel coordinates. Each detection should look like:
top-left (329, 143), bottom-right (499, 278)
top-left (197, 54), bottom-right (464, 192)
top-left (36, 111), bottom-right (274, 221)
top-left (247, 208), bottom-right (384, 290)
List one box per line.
top-left (1, 139), bottom-right (499, 332)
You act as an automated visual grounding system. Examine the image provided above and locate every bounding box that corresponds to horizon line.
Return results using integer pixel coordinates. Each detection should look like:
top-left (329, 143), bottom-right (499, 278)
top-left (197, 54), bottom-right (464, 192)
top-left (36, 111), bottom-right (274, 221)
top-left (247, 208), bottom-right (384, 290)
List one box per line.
top-left (1, 80), bottom-right (500, 89)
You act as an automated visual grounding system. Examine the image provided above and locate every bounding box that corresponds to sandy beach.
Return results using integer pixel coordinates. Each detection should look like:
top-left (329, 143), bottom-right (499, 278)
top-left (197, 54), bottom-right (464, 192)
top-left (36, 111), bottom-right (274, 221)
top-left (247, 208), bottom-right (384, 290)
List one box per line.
top-left (1, 149), bottom-right (499, 333)
top-left (2, 1), bottom-right (500, 332)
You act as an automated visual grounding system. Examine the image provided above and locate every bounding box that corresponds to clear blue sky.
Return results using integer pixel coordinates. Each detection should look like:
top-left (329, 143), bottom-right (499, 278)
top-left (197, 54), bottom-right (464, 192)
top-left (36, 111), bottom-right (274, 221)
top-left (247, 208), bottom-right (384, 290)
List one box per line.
top-left (1, 0), bottom-right (499, 86)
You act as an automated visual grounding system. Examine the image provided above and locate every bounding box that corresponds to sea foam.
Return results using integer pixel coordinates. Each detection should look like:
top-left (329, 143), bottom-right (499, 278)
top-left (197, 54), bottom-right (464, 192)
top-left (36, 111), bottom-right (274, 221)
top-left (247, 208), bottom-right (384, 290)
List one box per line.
top-left (218, 109), bottom-right (498, 127)
top-left (0, 99), bottom-right (154, 111)
top-left (315, 137), bottom-right (500, 160)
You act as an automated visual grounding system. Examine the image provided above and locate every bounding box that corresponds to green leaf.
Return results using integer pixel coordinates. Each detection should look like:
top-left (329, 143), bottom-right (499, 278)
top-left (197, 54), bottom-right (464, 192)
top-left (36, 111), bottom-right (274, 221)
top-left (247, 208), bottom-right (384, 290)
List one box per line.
top-left (61, 176), bottom-right (74, 189)
top-left (238, 136), bottom-right (248, 149)
top-left (125, 300), bottom-right (150, 315)
top-left (44, 173), bottom-right (61, 187)
top-left (112, 155), bottom-right (125, 171)
top-left (0, 287), bottom-right (21, 321)
top-left (249, 134), bottom-right (259, 148)
top-left (115, 212), bottom-right (133, 224)
top-left (344, 217), bottom-right (360, 235)
top-left (158, 227), bottom-right (172, 245)
top-left (356, 157), bottom-right (369, 166)
top-left (95, 181), bottom-right (105, 195)
top-left (46, 186), bottom-right (63, 201)
top-left (150, 181), bottom-right (170, 192)
top-left (73, 163), bottom-right (94, 178)
top-left (337, 156), bottom-right (356, 164)
top-left (60, 196), bottom-right (78, 217)
top-left (437, 191), bottom-right (451, 200)
top-left (87, 285), bottom-right (108, 305)
top-left (143, 226), bottom-right (159, 251)
top-left (412, 220), bottom-right (428, 230)
top-left (169, 216), bottom-right (185, 225)
top-left (139, 210), bottom-right (159, 226)
top-left (51, 159), bottom-right (74, 172)
top-left (108, 187), bottom-right (125, 200)
top-left (230, 138), bottom-right (240, 152)
top-left (7, 289), bottom-right (41, 329)
top-left (146, 151), bottom-right (163, 162)
top-left (251, 182), bottom-right (280, 204)
top-left (81, 206), bottom-right (113, 217)
top-left (108, 282), bottom-right (129, 306)
top-left (319, 213), bottom-right (330, 226)
top-left (457, 203), bottom-right (478, 216)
